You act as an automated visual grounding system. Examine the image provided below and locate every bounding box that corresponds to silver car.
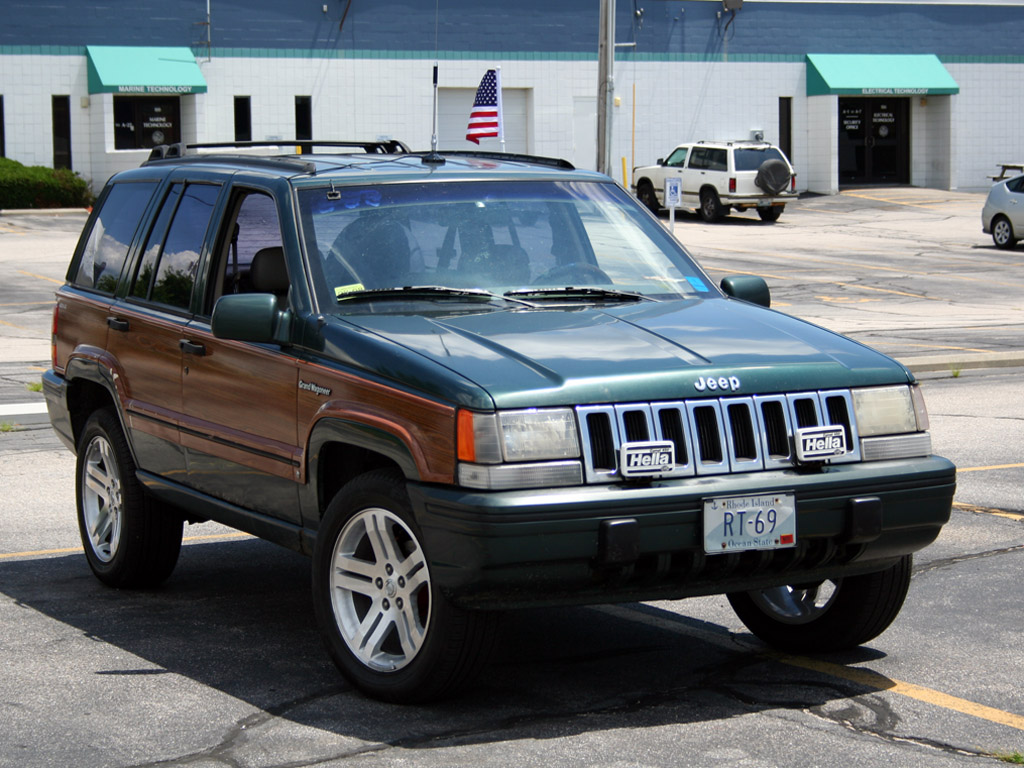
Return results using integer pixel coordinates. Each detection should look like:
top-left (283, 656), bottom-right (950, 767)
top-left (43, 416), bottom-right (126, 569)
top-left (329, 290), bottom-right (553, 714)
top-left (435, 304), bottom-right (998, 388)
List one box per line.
top-left (982, 174), bottom-right (1024, 249)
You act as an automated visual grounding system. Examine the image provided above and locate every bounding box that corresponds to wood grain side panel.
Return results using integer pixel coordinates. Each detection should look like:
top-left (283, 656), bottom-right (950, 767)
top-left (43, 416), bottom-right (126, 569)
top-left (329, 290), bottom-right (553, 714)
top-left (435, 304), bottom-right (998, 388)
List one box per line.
top-left (297, 361), bottom-right (457, 484)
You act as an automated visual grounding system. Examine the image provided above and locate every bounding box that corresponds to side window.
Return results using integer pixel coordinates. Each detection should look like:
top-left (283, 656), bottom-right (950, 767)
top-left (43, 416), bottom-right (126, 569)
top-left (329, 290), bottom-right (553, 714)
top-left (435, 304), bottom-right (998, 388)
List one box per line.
top-left (665, 148), bottom-right (688, 168)
top-left (205, 190), bottom-right (285, 313)
top-left (72, 182), bottom-right (157, 294)
top-left (708, 149), bottom-right (728, 172)
top-left (130, 182), bottom-right (221, 311)
top-left (1007, 176), bottom-right (1024, 193)
top-left (688, 148), bottom-right (708, 170)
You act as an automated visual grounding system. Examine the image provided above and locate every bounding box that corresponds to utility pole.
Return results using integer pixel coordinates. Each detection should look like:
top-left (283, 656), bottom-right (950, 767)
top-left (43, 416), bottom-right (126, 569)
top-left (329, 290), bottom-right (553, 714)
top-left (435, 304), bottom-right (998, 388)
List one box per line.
top-left (597, 0), bottom-right (615, 175)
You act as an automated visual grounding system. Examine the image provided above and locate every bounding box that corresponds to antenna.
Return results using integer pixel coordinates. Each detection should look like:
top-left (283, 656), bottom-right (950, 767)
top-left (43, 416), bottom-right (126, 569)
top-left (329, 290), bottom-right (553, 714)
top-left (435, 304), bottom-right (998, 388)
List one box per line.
top-left (423, 1), bottom-right (445, 165)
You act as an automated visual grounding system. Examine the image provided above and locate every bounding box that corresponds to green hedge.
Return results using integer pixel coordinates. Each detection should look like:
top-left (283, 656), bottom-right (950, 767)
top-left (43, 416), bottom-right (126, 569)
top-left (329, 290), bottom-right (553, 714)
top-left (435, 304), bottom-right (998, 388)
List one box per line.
top-left (0, 157), bottom-right (93, 209)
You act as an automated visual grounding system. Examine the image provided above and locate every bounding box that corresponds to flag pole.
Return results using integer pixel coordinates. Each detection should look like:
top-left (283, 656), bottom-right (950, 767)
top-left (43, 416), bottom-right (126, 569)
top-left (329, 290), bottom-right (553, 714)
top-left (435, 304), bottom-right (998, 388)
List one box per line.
top-left (496, 66), bottom-right (505, 153)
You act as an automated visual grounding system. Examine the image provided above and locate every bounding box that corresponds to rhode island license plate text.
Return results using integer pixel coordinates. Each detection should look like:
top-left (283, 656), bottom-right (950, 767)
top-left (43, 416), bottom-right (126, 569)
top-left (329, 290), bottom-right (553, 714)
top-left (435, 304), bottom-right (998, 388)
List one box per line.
top-left (703, 493), bottom-right (797, 554)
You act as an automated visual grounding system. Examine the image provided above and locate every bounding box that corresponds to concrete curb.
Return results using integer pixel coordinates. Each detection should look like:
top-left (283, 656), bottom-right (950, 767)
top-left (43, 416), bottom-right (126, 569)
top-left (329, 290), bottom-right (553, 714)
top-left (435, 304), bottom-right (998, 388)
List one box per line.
top-left (0, 208), bottom-right (90, 217)
top-left (900, 351), bottom-right (1024, 374)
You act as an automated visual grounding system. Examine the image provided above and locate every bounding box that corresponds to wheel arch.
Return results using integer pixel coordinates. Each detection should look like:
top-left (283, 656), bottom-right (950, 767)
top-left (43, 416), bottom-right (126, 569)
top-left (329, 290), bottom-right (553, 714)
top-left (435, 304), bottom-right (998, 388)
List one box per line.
top-left (306, 417), bottom-right (422, 522)
top-left (63, 356), bottom-right (128, 454)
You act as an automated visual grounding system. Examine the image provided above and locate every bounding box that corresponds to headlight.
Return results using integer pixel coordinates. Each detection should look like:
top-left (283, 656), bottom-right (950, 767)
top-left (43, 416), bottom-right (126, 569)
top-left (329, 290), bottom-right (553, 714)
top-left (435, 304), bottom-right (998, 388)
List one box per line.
top-left (457, 408), bottom-right (582, 489)
top-left (852, 384), bottom-right (931, 461)
top-left (851, 385), bottom-right (926, 436)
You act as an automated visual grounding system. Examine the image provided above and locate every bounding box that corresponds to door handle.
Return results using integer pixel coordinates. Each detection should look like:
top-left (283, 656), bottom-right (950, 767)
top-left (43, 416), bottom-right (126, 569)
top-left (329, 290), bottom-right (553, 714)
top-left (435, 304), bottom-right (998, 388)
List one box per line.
top-left (106, 317), bottom-right (130, 332)
top-left (179, 339), bottom-right (207, 356)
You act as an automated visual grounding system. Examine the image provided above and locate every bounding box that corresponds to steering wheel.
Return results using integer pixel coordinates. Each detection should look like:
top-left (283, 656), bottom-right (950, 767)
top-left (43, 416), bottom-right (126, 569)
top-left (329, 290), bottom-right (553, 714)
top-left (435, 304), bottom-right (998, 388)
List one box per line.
top-left (534, 262), bottom-right (612, 286)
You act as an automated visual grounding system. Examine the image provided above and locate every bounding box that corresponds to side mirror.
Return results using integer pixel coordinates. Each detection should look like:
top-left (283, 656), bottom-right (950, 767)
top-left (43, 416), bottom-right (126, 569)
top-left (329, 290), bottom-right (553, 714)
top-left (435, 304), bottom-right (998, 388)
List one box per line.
top-left (656, 158), bottom-right (665, 166)
top-left (211, 293), bottom-right (285, 343)
top-left (720, 275), bottom-right (771, 308)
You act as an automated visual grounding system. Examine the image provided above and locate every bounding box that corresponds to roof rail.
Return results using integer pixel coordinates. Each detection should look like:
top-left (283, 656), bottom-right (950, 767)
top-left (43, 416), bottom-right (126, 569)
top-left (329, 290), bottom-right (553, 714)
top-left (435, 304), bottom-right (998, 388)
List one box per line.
top-left (176, 139), bottom-right (411, 154)
top-left (142, 139), bottom-right (411, 173)
top-left (433, 150), bottom-right (575, 171)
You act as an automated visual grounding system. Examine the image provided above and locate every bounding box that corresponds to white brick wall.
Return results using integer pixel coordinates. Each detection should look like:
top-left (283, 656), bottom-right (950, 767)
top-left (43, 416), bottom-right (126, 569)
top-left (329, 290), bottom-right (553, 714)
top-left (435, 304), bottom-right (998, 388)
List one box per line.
top-left (1, 53), bottom-right (1019, 194)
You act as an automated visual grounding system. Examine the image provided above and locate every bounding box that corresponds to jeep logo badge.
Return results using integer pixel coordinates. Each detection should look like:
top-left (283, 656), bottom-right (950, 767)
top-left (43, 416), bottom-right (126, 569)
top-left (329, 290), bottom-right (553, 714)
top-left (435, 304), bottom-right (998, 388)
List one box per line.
top-left (695, 375), bottom-right (741, 392)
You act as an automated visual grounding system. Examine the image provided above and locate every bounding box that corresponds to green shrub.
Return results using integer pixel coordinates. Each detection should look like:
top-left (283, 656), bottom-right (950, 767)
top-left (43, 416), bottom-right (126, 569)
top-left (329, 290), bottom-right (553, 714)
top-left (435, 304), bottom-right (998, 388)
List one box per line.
top-left (0, 157), bottom-right (93, 209)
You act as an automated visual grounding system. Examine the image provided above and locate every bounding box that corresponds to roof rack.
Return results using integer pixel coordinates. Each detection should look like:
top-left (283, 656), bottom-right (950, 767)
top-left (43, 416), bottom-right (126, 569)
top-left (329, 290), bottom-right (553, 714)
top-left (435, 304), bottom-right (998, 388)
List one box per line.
top-left (142, 139), bottom-right (411, 171)
top-left (433, 150), bottom-right (575, 171)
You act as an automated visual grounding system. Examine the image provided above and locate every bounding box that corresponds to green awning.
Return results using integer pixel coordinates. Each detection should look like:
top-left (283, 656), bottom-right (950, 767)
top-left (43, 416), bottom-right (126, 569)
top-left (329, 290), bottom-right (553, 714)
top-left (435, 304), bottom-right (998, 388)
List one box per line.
top-left (806, 54), bottom-right (959, 97)
top-left (86, 46), bottom-right (207, 95)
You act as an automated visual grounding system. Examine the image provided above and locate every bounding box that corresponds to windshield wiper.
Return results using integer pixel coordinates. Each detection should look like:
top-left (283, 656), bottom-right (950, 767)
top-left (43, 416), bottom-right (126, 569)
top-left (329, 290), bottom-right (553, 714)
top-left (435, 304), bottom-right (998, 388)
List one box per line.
top-left (504, 286), bottom-right (656, 303)
top-left (337, 285), bottom-right (538, 307)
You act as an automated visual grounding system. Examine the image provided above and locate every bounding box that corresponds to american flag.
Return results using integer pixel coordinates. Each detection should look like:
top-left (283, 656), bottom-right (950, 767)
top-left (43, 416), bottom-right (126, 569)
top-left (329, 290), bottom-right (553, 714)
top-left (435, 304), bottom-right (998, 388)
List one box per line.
top-left (466, 69), bottom-right (502, 144)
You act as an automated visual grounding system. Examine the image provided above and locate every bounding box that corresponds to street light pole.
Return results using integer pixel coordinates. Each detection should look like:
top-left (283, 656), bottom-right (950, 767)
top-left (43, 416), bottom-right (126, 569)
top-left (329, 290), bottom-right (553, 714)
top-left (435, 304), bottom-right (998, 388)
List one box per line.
top-left (597, 0), bottom-right (615, 175)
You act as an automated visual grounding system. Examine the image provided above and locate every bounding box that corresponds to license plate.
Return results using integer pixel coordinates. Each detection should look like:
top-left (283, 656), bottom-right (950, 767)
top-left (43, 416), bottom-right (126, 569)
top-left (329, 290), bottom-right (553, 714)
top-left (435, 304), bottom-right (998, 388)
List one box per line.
top-left (620, 440), bottom-right (675, 478)
top-left (795, 425), bottom-right (847, 462)
top-left (703, 493), bottom-right (797, 554)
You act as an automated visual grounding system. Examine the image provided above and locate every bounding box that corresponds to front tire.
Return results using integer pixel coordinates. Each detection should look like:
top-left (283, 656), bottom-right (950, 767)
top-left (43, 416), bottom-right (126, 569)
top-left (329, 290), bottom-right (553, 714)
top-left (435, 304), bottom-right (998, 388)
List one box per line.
top-left (992, 215), bottom-right (1017, 249)
top-left (76, 408), bottom-right (182, 588)
top-left (312, 469), bottom-right (497, 703)
top-left (637, 181), bottom-right (660, 214)
top-left (727, 555), bottom-right (912, 653)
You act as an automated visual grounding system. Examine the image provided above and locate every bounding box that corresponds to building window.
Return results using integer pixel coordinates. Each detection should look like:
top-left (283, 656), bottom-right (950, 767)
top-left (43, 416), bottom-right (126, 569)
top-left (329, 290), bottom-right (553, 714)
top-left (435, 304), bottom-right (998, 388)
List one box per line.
top-left (234, 96), bottom-right (252, 142)
top-left (295, 96), bottom-right (312, 142)
top-left (52, 95), bottom-right (71, 169)
top-left (114, 96), bottom-right (181, 150)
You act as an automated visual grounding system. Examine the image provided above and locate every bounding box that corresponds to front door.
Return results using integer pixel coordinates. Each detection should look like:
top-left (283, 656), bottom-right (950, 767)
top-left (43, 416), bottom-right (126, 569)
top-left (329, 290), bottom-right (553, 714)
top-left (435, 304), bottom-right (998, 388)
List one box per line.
top-left (839, 97), bottom-right (910, 185)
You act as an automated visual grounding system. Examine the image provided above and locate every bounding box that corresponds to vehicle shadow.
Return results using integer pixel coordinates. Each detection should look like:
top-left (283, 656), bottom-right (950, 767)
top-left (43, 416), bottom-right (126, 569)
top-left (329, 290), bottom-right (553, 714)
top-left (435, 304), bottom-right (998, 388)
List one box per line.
top-left (1, 538), bottom-right (896, 758)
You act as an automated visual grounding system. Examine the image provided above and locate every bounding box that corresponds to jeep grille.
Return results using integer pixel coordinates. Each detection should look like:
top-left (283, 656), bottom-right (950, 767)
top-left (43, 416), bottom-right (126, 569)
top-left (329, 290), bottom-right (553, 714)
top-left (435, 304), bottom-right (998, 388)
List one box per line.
top-left (576, 390), bottom-right (860, 483)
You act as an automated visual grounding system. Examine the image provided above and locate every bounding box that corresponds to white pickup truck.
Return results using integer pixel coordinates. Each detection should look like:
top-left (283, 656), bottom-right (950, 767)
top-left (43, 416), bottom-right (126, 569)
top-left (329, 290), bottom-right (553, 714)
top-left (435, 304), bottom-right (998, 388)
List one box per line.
top-left (632, 140), bottom-right (797, 222)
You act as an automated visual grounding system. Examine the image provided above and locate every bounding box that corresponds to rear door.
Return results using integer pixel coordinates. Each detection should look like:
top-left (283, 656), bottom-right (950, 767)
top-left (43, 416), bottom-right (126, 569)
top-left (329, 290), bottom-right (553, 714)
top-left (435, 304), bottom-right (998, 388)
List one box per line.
top-left (106, 176), bottom-right (223, 475)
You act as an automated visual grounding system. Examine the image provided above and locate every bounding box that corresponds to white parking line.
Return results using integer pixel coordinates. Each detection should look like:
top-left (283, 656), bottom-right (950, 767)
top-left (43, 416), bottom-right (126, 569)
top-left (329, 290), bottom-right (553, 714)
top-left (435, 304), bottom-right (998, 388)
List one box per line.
top-left (0, 402), bottom-right (48, 416)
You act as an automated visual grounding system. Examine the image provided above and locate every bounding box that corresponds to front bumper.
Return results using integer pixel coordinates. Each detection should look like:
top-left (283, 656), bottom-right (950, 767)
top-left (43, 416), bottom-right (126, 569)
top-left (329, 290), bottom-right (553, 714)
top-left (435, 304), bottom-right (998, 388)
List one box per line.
top-left (409, 456), bottom-right (955, 609)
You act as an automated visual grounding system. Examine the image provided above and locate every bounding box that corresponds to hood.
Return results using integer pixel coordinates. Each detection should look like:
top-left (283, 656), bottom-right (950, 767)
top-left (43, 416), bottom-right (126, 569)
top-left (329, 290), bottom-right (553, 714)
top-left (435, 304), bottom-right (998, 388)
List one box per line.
top-left (342, 298), bottom-right (910, 408)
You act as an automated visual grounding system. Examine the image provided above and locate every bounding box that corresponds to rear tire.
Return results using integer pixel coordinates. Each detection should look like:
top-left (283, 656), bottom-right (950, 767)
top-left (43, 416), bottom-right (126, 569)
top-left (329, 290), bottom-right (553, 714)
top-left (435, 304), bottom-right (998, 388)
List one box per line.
top-left (699, 188), bottom-right (725, 223)
top-left (76, 408), bottom-right (182, 588)
top-left (757, 206), bottom-right (784, 223)
top-left (312, 469), bottom-right (498, 703)
top-left (992, 215), bottom-right (1017, 249)
top-left (727, 555), bottom-right (912, 653)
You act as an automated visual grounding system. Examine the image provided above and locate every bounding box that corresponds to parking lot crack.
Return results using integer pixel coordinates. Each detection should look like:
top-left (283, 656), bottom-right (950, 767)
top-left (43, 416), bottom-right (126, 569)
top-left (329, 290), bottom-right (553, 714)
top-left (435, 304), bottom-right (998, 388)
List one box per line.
top-left (914, 544), bottom-right (1024, 576)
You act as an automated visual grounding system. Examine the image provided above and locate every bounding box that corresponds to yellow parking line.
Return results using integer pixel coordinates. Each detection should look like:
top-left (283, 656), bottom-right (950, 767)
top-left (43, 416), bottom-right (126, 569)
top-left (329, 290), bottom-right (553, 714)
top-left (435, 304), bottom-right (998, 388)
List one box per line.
top-left (958, 463), bottom-right (1024, 473)
top-left (0, 531), bottom-right (252, 561)
top-left (780, 654), bottom-right (1024, 732)
top-left (17, 270), bottom-right (62, 284)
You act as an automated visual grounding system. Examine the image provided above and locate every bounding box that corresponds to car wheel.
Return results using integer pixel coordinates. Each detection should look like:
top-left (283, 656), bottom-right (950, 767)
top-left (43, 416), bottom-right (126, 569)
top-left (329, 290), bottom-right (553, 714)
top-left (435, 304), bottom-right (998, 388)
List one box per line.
top-left (637, 181), bottom-right (660, 214)
top-left (726, 555), bottom-right (912, 653)
top-left (992, 215), bottom-right (1017, 250)
top-left (76, 408), bottom-right (182, 588)
top-left (699, 189), bottom-right (724, 223)
top-left (312, 469), bottom-right (498, 703)
top-left (757, 206), bottom-right (784, 223)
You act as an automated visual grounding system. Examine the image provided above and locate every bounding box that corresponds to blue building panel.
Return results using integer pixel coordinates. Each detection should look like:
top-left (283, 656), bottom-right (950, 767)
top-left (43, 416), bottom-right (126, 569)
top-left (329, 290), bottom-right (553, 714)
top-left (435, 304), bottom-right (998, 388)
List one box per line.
top-left (0, 1), bottom-right (1022, 59)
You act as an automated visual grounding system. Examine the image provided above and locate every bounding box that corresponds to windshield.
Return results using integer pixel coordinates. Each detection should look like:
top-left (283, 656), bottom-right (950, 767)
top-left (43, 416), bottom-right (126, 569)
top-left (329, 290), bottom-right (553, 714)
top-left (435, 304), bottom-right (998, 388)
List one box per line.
top-left (296, 179), bottom-right (717, 311)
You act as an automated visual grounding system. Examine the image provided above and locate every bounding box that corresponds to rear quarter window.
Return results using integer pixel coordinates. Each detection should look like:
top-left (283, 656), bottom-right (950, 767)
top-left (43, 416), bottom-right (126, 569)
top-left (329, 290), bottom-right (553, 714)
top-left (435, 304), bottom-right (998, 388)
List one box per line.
top-left (71, 181), bottom-right (157, 294)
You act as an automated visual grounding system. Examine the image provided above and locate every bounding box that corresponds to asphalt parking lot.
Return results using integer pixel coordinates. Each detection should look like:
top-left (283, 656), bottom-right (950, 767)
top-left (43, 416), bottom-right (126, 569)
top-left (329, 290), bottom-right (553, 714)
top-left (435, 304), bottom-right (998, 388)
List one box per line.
top-left (2, 189), bottom-right (1024, 767)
